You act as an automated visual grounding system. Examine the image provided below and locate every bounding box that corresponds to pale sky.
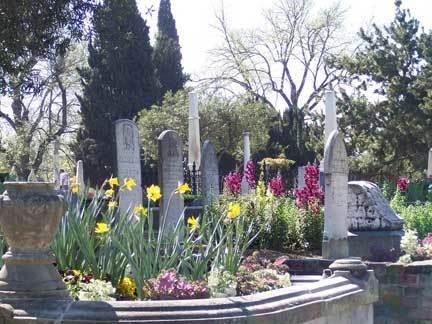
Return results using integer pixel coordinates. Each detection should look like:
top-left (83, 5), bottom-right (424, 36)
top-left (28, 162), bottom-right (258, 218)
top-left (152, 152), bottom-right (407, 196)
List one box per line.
top-left (137, 0), bottom-right (432, 77)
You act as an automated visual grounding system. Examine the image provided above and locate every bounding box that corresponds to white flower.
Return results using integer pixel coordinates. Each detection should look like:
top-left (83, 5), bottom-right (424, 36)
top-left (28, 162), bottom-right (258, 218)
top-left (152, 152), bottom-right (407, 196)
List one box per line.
top-left (400, 229), bottom-right (419, 256)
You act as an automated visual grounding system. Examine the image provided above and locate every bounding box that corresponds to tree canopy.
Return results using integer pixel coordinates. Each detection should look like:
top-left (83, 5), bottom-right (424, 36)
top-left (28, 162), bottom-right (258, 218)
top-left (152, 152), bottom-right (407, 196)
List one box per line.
top-left (333, 0), bottom-right (432, 181)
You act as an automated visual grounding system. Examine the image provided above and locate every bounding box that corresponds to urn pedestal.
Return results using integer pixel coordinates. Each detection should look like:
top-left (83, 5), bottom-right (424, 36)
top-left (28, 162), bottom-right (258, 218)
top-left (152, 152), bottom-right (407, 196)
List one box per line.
top-left (0, 182), bottom-right (70, 300)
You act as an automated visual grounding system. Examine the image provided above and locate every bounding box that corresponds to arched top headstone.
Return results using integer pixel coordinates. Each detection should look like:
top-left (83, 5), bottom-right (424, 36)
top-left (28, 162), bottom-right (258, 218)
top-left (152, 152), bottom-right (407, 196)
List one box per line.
top-left (323, 130), bottom-right (348, 175)
top-left (114, 119), bottom-right (140, 164)
top-left (158, 130), bottom-right (182, 159)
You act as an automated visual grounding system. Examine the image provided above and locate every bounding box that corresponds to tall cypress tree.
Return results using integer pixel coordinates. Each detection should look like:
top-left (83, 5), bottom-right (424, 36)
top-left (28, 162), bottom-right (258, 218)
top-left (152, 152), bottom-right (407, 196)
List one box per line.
top-left (153, 0), bottom-right (186, 97)
top-left (73, 0), bottom-right (159, 185)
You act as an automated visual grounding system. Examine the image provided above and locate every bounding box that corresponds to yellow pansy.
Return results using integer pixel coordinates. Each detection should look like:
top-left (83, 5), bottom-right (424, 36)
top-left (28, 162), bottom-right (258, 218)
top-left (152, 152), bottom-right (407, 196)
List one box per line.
top-left (118, 276), bottom-right (136, 299)
top-left (124, 178), bottom-right (137, 191)
top-left (187, 216), bottom-right (200, 232)
top-left (104, 189), bottom-right (115, 198)
top-left (176, 183), bottom-right (191, 194)
top-left (95, 222), bottom-right (109, 234)
top-left (72, 269), bottom-right (81, 277)
top-left (108, 201), bottom-right (117, 210)
top-left (227, 202), bottom-right (241, 220)
top-left (108, 176), bottom-right (119, 188)
top-left (147, 185), bottom-right (162, 202)
top-left (134, 205), bottom-right (148, 218)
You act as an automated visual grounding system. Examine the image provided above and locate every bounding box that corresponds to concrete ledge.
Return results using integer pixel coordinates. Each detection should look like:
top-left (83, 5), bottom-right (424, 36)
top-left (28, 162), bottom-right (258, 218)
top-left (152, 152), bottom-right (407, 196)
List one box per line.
top-left (0, 272), bottom-right (378, 323)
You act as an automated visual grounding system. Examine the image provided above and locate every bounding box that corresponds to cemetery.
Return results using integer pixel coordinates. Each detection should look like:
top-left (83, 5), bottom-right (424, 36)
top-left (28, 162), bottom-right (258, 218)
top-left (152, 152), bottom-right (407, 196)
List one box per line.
top-left (1, 0), bottom-right (432, 323)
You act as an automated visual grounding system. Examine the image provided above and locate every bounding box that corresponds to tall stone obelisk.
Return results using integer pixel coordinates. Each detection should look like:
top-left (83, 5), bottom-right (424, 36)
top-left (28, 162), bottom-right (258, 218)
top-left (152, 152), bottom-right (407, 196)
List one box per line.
top-left (188, 91), bottom-right (201, 170)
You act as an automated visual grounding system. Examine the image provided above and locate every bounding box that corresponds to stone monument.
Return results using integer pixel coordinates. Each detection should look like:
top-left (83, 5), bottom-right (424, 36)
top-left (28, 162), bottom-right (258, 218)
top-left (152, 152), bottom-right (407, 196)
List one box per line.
top-left (76, 160), bottom-right (84, 188)
top-left (241, 132), bottom-right (251, 194)
top-left (428, 148), bottom-right (432, 178)
top-left (114, 119), bottom-right (142, 214)
top-left (322, 130), bottom-right (349, 259)
top-left (158, 130), bottom-right (184, 231)
top-left (201, 140), bottom-right (219, 206)
top-left (297, 166), bottom-right (305, 189)
top-left (188, 91), bottom-right (201, 171)
top-left (347, 181), bottom-right (404, 258)
top-left (52, 139), bottom-right (60, 189)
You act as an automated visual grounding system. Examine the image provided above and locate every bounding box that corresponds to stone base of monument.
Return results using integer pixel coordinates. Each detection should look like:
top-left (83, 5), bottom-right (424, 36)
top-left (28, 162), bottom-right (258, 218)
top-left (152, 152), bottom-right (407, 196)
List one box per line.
top-left (322, 237), bottom-right (349, 260)
top-left (348, 230), bottom-right (403, 260)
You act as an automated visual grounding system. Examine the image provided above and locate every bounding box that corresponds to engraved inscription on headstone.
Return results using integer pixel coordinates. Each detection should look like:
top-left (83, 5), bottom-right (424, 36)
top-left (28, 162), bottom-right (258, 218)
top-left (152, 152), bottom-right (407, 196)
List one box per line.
top-left (158, 130), bottom-right (184, 231)
top-left (115, 119), bottom-right (142, 214)
top-left (322, 130), bottom-right (349, 259)
top-left (201, 140), bottom-right (219, 206)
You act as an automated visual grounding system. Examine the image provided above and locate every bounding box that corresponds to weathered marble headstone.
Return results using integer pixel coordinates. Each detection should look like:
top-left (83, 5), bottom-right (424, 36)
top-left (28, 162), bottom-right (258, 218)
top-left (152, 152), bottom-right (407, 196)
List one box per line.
top-left (76, 160), bottom-right (84, 188)
top-left (297, 166), bottom-right (306, 189)
top-left (201, 140), bottom-right (219, 205)
top-left (188, 91), bottom-right (201, 171)
top-left (241, 132), bottom-right (251, 194)
top-left (158, 130), bottom-right (184, 230)
top-left (427, 148), bottom-right (432, 178)
top-left (324, 90), bottom-right (337, 144)
top-left (115, 119), bottom-right (142, 214)
top-left (322, 130), bottom-right (349, 259)
top-left (348, 181), bottom-right (403, 231)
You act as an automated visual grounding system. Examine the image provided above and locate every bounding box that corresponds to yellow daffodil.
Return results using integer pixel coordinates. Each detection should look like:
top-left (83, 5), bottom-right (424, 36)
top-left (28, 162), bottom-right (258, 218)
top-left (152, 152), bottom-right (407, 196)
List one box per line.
top-left (124, 178), bottom-right (137, 191)
top-left (134, 204), bottom-right (148, 218)
top-left (104, 188), bottom-right (115, 198)
top-left (108, 201), bottom-right (117, 210)
top-left (71, 184), bottom-right (79, 193)
top-left (95, 222), bottom-right (109, 234)
top-left (118, 276), bottom-right (136, 299)
top-left (227, 202), bottom-right (241, 220)
top-left (108, 176), bottom-right (119, 188)
top-left (176, 183), bottom-right (191, 194)
top-left (187, 216), bottom-right (200, 232)
top-left (147, 184), bottom-right (162, 202)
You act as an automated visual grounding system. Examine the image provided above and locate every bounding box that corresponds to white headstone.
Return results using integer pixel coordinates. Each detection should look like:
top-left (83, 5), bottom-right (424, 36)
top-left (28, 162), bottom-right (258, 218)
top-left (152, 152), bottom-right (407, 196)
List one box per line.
top-left (427, 148), bottom-right (432, 178)
top-left (76, 160), bottom-right (84, 188)
top-left (188, 92), bottom-right (201, 171)
top-left (241, 132), bottom-right (251, 194)
top-left (348, 181), bottom-right (403, 231)
top-left (201, 140), bottom-right (219, 205)
top-left (158, 130), bottom-right (184, 231)
top-left (114, 119), bottom-right (142, 214)
top-left (297, 166), bottom-right (306, 189)
top-left (322, 130), bottom-right (349, 259)
top-left (52, 140), bottom-right (60, 188)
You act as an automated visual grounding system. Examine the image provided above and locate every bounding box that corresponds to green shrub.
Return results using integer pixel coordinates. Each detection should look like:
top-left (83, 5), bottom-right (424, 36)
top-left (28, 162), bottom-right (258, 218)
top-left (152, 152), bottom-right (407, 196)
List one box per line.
top-left (302, 210), bottom-right (324, 252)
top-left (400, 202), bottom-right (432, 239)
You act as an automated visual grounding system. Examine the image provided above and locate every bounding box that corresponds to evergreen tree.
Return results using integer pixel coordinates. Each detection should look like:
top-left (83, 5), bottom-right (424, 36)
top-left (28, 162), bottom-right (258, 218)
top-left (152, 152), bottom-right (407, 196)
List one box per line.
top-left (73, 0), bottom-right (159, 185)
top-left (333, 1), bottom-right (432, 181)
top-left (153, 0), bottom-right (186, 97)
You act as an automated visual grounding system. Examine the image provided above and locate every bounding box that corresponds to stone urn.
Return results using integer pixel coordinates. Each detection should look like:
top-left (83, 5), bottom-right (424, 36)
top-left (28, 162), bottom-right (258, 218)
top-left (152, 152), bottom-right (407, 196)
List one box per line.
top-left (0, 182), bottom-right (70, 300)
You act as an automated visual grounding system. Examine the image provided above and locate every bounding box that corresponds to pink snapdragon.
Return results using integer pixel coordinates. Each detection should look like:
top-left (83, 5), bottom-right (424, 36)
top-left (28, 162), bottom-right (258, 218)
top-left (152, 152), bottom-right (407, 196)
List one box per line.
top-left (244, 161), bottom-right (256, 189)
top-left (224, 171), bottom-right (242, 195)
top-left (268, 174), bottom-right (285, 197)
top-left (397, 177), bottom-right (409, 192)
top-left (294, 163), bottom-right (324, 214)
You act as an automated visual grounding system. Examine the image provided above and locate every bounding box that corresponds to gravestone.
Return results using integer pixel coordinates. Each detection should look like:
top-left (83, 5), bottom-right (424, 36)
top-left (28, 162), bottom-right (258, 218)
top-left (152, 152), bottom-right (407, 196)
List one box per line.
top-left (158, 130), bottom-right (184, 231)
top-left (347, 181), bottom-right (404, 258)
top-left (297, 166), bottom-right (305, 189)
top-left (428, 148), bottom-right (432, 178)
top-left (241, 132), bottom-right (251, 194)
top-left (115, 119), bottom-right (142, 214)
top-left (201, 140), bottom-right (219, 206)
top-left (322, 130), bottom-right (349, 259)
top-left (188, 91), bottom-right (201, 170)
top-left (76, 160), bottom-right (84, 188)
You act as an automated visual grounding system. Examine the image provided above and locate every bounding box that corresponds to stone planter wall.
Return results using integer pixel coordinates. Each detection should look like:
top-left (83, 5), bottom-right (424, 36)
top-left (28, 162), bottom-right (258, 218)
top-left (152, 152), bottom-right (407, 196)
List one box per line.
top-left (367, 260), bottom-right (432, 323)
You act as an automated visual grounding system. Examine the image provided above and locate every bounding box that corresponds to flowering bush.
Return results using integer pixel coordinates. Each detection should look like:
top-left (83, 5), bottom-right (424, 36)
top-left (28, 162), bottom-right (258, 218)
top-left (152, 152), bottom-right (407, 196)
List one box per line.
top-left (397, 177), bottom-right (409, 192)
top-left (399, 229), bottom-right (432, 263)
top-left (268, 174), bottom-right (285, 197)
top-left (143, 269), bottom-right (209, 300)
top-left (223, 171), bottom-right (242, 195)
top-left (78, 279), bottom-right (116, 301)
top-left (236, 268), bottom-right (290, 296)
top-left (207, 268), bottom-right (237, 298)
top-left (294, 163), bottom-right (324, 215)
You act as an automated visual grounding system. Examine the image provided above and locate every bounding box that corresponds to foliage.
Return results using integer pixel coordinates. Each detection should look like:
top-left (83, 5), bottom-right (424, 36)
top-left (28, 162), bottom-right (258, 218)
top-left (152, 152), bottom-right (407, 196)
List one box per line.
top-left (207, 268), bottom-right (237, 298)
top-left (78, 279), bottom-right (116, 301)
top-left (390, 189), bottom-right (407, 215)
top-left (399, 202), bottom-right (432, 239)
top-left (333, 1), bottom-right (432, 181)
top-left (153, 0), bottom-right (187, 97)
top-left (302, 210), bottom-right (324, 252)
top-left (0, 0), bottom-right (95, 93)
top-left (381, 180), bottom-right (396, 201)
top-left (73, 0), bottom-right (160, 185)
top-left (137, 90), bottom-right (275, 163)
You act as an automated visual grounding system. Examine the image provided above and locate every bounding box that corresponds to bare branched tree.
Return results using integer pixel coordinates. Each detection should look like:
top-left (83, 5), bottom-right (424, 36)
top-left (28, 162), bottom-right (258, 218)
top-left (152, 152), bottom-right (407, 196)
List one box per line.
top-left (202, 0), bottom-right (348, 113)
top-left (0, 44), bottom-right (84, 179)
